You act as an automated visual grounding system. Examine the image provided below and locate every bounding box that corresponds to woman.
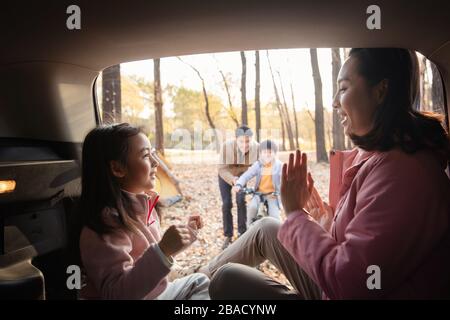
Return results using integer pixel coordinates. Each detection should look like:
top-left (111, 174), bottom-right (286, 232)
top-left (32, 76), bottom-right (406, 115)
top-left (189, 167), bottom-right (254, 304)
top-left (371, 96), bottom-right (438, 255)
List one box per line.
top-left (200, 48), bottom-right (450, 299)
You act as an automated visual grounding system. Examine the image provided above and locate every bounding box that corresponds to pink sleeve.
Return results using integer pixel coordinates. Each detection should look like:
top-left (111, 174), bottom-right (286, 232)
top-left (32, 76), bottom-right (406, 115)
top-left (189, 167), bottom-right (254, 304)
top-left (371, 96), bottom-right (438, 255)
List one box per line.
top-left (278, 152), bottom-right (448, 299)
top-left (80, 228), bottom-right (171, 299)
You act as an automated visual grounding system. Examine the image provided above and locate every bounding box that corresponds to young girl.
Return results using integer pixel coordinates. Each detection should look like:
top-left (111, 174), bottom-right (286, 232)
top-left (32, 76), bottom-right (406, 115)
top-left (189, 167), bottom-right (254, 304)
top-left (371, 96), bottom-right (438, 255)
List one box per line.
top-left (79, 123), bottom-right (210, 300)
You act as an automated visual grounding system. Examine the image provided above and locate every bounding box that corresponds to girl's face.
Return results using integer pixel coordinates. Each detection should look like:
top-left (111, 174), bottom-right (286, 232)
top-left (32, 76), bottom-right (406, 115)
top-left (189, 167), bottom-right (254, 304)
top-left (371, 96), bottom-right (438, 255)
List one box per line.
top-left (332, 56), bottom-right (387, 137)
top-left (260, 149), bottom-right (275, 165)
top-left (111, 133), bottom-right (159, 194)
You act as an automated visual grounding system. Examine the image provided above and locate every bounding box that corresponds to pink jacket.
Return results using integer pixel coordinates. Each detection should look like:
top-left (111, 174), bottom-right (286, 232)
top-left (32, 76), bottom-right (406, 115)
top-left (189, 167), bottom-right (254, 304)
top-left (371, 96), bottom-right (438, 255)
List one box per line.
top-left (79, 190), bottom-right (172, 300)
top-left (278, 148), bottom-right (450, 299)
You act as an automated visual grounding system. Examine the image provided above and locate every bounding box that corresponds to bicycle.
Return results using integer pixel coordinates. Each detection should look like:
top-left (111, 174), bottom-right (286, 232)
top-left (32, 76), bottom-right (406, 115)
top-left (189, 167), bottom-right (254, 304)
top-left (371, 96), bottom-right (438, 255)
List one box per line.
top-left (241, 187), bottom-right (279, 224)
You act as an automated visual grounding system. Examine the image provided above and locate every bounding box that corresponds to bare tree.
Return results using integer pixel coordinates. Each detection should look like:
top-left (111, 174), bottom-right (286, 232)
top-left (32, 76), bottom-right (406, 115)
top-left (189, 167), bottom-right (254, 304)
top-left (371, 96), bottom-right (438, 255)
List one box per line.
top-left (255, 50), bottom-right (261, 142)
top-left (327, 126), bottom-right (332, 151)
top-left (277, 71), bottom-right (296, 150)
top-left (331, 48), bottom-right (345, 150)
top-left (177, 57), bottom-right (220, 151)
top-left (290, 83), bottom-right (300, 149)
top-left (305, 102), bottom-right (315, 123)
top-left (213, 55), bottom-right (239, 127)
top-left (153, 58), bottom-right (165, 155)
top-left (102, 64), bottom-right (122, 123)
top-left (310, 49), bottom-right (328, 162)
top-left (240, 51), bottom-right (248, 125)
top-left (431, 62), bottom-right (444, 113)
top-left (419, 56), bottom-right (441, 113)
top-left (343, 47), bottom-right (350, 60)
top-left (420, 55), bottom-right (431, 110)
top-left (346, 135), bottom-right (353, 150)
top-left (266, 51), bottom-right (286, 151)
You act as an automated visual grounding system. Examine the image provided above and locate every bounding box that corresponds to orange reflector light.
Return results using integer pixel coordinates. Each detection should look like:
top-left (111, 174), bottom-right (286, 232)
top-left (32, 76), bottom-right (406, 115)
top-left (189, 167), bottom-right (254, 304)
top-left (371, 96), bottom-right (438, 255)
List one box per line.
top-left (0, 180), bottom-right (16, 194)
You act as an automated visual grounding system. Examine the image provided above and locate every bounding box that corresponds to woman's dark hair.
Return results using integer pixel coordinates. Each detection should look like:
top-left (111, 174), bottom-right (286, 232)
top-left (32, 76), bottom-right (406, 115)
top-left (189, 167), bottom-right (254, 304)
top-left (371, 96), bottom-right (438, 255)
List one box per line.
top-left (347, 48), bottom-right (450, 159)
top-left (80, 123), bottom-right (143, 235)
top-left (259, 140), bottom-right (278, 153)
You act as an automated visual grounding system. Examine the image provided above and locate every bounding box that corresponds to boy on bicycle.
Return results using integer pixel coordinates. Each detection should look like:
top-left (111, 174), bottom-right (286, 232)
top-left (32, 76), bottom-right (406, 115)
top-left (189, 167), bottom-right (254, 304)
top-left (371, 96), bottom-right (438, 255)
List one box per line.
top-left (232, 140), bottom-right (283, 227)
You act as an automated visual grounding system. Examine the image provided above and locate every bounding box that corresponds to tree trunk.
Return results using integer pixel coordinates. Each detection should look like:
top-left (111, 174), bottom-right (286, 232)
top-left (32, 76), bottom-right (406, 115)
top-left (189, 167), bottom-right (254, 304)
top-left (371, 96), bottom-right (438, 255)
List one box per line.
top-left (279, 109), bottom-right (286, 151)
top-left (177, 57), bottom-right (220, 151)
top-left (346, 135), bottom-right (353, 150)
top-left (343, 47), bottom-right (350, 60)
top-left (431, 62), bottom-right (444, 113)
top-left (277, 71), bottom-right (295, 150)
top-left (331, 48), bottom-right (345, 150)
top-left (419, 56), bottom-right (427, 110)
top-left (420, 56), bottom-right (431, 111)
top-left (326, 121), bottom-right (332, 152)
top-left (102, 64), bottom-right (122, 123)
top-left (255, 50), bottom-right (261, 142)
top-left (240, 51), bottom-right (248, 125)
top-left (214, 57), bottom-right (239, 127)
top-left (153, 58), bottom-right (165, 155)
top-left (290, 83), bottom-right (299, 149)
top-left (266, 51), bottom-right (286, 151)
top-left (310, 49), bottom-right (328, 162)
top-left (218, 70), bottom-right (240, 127)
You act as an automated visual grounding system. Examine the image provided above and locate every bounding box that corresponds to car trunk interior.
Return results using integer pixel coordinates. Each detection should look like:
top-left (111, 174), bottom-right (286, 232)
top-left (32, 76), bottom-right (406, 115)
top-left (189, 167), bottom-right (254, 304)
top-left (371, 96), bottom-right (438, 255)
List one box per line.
top-left (0, 0), bottom-right (449, 299)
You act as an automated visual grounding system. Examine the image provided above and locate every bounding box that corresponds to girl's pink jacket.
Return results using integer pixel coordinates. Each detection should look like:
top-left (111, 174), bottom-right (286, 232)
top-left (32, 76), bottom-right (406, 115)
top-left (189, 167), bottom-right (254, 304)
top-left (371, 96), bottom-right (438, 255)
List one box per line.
top-left (79, 190), bottom-right (171, 299)
top-left (278, 148), bottom-right (450, 299)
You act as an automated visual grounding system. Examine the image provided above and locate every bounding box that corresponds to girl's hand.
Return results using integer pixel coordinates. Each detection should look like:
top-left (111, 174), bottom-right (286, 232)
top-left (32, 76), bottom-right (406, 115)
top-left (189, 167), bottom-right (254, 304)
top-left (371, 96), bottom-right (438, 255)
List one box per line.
top-left (187, 215), bottom-right (203, 230)
top-left (159, 225), bottom-right (196, 257)
top-left (281, 150), bottom-right (314, 215)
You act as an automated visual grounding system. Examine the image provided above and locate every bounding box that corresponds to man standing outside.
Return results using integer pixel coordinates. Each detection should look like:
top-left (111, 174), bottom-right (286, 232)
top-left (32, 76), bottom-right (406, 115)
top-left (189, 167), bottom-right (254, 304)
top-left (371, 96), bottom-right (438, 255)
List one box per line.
top-left (218, 125), bottom-right (259, 250)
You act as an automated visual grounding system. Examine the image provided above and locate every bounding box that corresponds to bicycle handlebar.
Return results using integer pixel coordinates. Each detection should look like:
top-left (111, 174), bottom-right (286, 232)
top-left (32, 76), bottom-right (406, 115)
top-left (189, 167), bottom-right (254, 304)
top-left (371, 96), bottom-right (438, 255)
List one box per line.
top-left (241, 187), bottom-right (278, 197)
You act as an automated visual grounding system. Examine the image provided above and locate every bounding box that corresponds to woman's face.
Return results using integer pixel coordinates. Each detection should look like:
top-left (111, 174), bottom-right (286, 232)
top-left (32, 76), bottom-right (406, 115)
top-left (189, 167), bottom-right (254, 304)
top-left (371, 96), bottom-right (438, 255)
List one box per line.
top-left (112, 133), bottom-right (159, 194)
top-left (332, 56), bottom-right (386, 137)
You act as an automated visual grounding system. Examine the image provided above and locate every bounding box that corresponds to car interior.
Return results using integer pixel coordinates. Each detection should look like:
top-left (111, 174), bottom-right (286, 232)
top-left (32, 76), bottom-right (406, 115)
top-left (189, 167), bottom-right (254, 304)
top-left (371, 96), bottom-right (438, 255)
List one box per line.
top-left (0, 0), bottom-right (449, 299)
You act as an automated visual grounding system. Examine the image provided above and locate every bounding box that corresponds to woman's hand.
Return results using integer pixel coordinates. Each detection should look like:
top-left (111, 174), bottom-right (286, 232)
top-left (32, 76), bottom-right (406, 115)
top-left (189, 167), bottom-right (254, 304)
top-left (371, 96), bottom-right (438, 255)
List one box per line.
top-left (305, 185), bottom-right (334, 230)
top-left (158, 224), bottom-right (196, 257)
top-left (281, 150), bottom-right (314, 215)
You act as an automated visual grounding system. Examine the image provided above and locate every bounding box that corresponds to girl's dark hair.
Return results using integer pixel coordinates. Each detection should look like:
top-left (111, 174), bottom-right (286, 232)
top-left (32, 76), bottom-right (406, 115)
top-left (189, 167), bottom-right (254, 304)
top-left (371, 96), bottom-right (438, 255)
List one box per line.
top-left (259, 140), bottom-right (278, 153)
top-left (80, 123), bottom-right (143, 235)
top-left (348, 48), bottom-right (450, 159)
